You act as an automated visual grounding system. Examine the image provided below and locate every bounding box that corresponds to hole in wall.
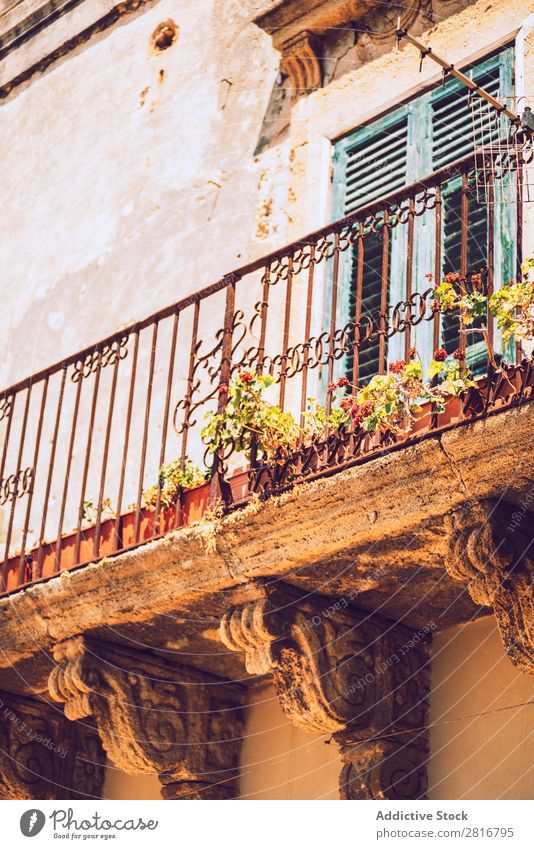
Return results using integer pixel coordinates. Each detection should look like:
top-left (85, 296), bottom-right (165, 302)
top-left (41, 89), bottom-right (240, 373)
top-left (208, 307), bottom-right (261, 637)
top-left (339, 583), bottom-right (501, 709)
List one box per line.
top-left (151, 20), bottom-right (179, 52)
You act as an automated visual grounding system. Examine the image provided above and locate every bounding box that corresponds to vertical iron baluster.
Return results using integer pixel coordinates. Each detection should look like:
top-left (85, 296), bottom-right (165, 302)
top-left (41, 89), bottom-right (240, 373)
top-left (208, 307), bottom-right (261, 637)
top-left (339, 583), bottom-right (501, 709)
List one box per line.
top-left (515, 158), bottom-right (523, 364)
top-left (210, 279), bottom-right (236, 506)
top-left (487, 170), bottom-right (495, 355)
top-left (247, 266), bottom-right (270, 490)
top-left (431, 184), bottom-right (443, 431)
top-left (0, 393), bottom-right (15, 583)
top-left (54, 376), bottom-right (82, 571)
top-left (352, 223), bottom-right (364, 389)
top-left (18, 377), bottom-right (49, 585)
top-left (1, 385), bottom-right (32, 590)
top-left (299, 245), bottom-right (315, 434)
top-left (114, 329), bottom-right (139, 548)
top-left (93, 352), bottom-right (120, 558)
top-left (325, 232), bottom-right (341, 425)
top-left (134, 322), bottom-right (159, 543)
top-left (433, 186), bottom-right (442, 352)
top-left (378, 210), bottom-right (390, 375)
top-left (459, 171), bottom-right (469, 355)
top-left (405, 196), bottom-right (415, 359)
top-left (0, 394), bottom-right (15, 489)
top-left (256, 265), bottom-right (271, 376)
top-left (74, 353), bottom-right (102, 565)
top-left (36, 367), bottom-right (67, 579)
top-left (278, 256), bottom-right (294, 411)
top-left (180, 301), bottom-right (200, 468)
top-left (155, 312), bottom-right (179, 529)
top-left (175, 302), bottom-right (200, 529)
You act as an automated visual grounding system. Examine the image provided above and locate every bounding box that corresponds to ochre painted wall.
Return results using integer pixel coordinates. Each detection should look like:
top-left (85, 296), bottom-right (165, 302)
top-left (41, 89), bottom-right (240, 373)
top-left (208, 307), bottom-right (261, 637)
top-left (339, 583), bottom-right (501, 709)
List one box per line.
top-left (239, 681), bottom-right (341, 800)
top-left (429, 616), bottom-right (534, 800)
top-left (103, 764), bottom-right (161, 800)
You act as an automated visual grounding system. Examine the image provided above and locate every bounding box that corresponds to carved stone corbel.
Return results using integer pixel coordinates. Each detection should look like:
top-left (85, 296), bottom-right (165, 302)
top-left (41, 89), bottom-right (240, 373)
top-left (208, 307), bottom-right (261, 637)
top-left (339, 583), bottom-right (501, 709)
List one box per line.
top-left (48, 637), bottom-right (245, 800)
top-left (253, 1), bottom-right (431, 98)
top-left (445, 499), bottom-right (534, 674)
top-left (281, 32), bottom-right (322, 96)
top-left (220, 583), bottom-right (431, 799)
top-left (0, 691), bottom-right (105, 799)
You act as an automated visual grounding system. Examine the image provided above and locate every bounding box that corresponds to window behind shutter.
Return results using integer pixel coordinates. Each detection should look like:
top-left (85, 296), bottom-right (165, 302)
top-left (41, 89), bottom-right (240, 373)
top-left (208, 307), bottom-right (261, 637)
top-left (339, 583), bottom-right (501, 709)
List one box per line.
top-left (432, 69), bottom-right (501, 169)
top-left (342, 118), bottom-right (409, 380)
top-left (432, 68), bottom-right (502, 368)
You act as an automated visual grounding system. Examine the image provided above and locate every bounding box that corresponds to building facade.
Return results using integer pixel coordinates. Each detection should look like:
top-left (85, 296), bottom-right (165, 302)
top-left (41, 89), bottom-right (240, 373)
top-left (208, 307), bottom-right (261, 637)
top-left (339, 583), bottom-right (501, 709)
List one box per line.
top-left (0, 0), bottom-right (533, 800)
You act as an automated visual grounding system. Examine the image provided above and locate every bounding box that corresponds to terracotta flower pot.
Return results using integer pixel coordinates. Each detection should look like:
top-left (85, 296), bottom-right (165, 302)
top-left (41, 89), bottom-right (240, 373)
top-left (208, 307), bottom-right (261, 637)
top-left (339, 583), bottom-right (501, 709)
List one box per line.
top-left (181, 483), bottom-right (210, 525)
top-left (436, 395), bottom-right (462, 427)
top-left (412, 399), bottom-right (433, 435)
top-left (229, 468), bottom-right (249, 502)
top-left (120, 507), bottom-right (157, 548)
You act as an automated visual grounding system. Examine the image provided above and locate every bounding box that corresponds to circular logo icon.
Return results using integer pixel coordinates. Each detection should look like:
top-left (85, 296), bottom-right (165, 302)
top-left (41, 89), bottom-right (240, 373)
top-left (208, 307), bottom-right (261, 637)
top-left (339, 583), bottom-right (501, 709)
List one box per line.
top-left (20, 810), bottom-right (46, 837)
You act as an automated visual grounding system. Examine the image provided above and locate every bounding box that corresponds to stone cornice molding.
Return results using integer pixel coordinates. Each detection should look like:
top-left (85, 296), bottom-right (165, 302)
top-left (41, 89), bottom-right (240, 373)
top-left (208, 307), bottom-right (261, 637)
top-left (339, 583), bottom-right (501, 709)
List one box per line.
top-left (221, 582), bottom-right (431, 798)
top-left (48, 636), bottom-right (245, 799)
top-left (445, 499), bottom-right (534, 674)
top-left (253, 0), bottom-right (428, 96)
top-left (0, 1), bottom-right (151, 97)
top-left (0, 690), bottom-right (105, 799)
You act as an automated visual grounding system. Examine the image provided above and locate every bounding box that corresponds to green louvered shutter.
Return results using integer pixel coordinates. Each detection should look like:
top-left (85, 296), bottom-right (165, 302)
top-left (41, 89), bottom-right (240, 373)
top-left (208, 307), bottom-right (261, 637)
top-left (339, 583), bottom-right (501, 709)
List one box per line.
top-left (332, 47), bottom-right (515, 382)
top-left (340, 117), bottom-right (409, 381)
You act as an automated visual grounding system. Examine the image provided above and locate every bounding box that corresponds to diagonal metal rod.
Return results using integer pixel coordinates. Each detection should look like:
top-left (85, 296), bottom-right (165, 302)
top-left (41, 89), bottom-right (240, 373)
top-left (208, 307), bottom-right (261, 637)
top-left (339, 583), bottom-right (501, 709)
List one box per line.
top-left (395, 24), bottom-right (521, 125)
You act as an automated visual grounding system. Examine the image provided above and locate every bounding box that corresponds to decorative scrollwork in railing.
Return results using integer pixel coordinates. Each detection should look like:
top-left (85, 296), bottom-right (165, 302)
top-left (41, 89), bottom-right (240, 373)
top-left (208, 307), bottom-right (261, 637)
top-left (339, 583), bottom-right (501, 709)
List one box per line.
top-left (0, 467), bottom-right (34, 506)
top-left (0, 395), bottom-right (13, 421)
top-left (232, 288), bottom-right (436, 386)
top-left (71, 334), bottom-right (129, 383)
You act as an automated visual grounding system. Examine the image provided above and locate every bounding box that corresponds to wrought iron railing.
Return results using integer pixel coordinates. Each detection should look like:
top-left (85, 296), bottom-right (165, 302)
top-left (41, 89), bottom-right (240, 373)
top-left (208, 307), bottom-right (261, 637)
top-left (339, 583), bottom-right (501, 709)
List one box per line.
top-left (0, 150), bottom-right (532, 595)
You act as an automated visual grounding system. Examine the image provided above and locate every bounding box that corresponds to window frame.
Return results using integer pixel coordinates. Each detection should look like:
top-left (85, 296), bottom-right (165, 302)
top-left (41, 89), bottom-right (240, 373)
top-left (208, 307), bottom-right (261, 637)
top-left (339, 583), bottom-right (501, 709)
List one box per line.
top-left (330, 46), bottom-right (516, 377)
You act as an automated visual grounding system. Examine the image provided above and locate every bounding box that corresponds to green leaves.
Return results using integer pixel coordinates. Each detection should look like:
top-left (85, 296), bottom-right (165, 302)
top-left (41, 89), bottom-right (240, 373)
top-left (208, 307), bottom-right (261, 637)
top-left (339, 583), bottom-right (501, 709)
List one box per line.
top-left (432, 274), bottom-right (488, 326)
top-left (489, 280), bottom-right (534, 344)
top-left (331, 353), bottom-right (475, 437)
top-left (433, 280), bottom-right (458, 312)
top-left (202, 371), bottom-right (300, 461)
top-left (142, 457), bottom-right (207, 509)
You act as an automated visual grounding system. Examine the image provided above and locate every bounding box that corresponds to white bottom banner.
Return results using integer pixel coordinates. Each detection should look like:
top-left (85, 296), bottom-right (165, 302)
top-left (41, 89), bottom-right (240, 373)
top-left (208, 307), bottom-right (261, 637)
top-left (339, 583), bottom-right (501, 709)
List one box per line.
top-left (1, 800), bottom-right (532, 849)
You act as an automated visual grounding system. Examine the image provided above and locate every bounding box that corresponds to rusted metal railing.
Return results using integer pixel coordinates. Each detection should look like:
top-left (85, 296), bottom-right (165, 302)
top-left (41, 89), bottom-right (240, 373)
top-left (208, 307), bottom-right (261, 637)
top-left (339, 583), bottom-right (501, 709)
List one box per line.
top-left (0, 151), bottom-right (531, 595)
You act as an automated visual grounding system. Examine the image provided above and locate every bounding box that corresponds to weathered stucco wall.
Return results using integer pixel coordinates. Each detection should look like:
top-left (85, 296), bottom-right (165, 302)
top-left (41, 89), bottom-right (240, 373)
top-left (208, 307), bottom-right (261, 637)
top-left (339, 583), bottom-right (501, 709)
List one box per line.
top-left (0, 0), bottom-right (286, 386)
top-left (1, 0), bottom-right (533, 388)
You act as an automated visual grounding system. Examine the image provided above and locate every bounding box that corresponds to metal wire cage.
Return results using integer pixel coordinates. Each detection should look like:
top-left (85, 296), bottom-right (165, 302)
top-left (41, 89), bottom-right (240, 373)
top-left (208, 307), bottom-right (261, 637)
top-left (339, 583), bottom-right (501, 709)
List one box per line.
top-left (470, 93), bottom-right (534, 204)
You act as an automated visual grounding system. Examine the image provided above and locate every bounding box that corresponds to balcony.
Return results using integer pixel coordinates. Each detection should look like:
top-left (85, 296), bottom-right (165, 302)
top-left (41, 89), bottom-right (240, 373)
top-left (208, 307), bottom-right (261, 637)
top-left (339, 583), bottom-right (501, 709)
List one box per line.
top-left (0, 150), bottom-right (532, 600)
top-left (1, 137), bottom-right (534, 802)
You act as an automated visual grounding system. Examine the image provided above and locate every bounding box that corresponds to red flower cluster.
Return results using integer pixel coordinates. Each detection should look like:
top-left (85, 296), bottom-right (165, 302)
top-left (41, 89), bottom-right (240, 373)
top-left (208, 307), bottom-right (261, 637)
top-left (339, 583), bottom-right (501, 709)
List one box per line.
top-left (407, 346), bottom-right (417, 361)
top-left (328, 376), bottom-right (351, 393)
top-left (444, 272), bottom-right (461, 284)
top-left (452, 348), bottom-right (465, 361)
top-left (350, 402), bottom-right (362, 427)
top-left (350, 400), bottom-right (374, 427)
top-left (433, 349), bottom-right (448, 362)
top-left (218, 383), bottom-right (229, 395)
top-left (239, 371), bottom-right (254, 384)
top-left (340, 397), bottom-right (353, 412)
top-left (389, 360), bottom-right (406, 374)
